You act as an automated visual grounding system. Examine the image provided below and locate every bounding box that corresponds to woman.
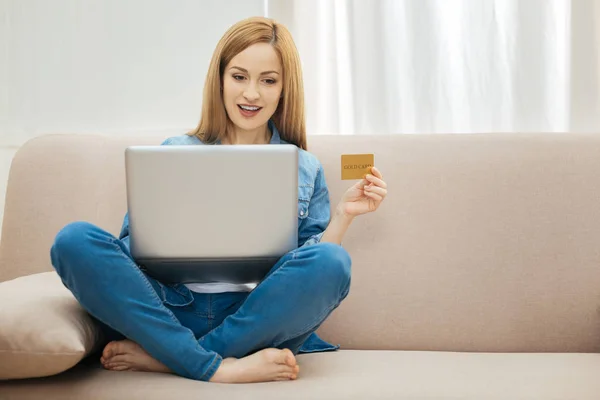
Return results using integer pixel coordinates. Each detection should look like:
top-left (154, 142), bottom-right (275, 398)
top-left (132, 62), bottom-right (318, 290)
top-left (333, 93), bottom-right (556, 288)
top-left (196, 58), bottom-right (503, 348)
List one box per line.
top-left (51, 16), bottom-right (388, 384)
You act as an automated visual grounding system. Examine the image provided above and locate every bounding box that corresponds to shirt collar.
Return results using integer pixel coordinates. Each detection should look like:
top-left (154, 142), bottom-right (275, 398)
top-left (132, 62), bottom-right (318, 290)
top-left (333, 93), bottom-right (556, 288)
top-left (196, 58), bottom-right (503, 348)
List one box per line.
top-left (268, 119), bottom-right (281, 144)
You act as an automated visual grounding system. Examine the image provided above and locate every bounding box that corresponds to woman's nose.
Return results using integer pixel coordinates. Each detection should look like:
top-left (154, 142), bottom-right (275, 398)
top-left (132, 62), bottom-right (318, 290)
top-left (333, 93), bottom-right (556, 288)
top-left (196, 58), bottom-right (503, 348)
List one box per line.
top-left (243, 84), bottom-right (260, 102)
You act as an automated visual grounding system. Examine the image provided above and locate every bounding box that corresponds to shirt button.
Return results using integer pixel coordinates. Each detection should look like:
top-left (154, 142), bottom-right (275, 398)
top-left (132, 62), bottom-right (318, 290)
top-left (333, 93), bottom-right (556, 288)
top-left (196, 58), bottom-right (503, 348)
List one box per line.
top-left (300, 210), bottom-right (305, 216)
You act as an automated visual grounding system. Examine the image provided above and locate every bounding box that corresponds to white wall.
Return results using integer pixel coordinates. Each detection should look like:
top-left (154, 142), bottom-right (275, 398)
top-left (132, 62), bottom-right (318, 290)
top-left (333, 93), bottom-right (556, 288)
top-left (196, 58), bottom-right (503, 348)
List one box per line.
top-left (0, 0), bottom-right (265, 234)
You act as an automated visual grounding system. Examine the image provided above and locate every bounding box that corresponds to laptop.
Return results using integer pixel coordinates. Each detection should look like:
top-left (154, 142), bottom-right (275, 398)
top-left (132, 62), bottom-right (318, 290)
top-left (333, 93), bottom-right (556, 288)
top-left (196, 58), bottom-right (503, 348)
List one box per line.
top-left (124, 144), bottom-right (299, 284)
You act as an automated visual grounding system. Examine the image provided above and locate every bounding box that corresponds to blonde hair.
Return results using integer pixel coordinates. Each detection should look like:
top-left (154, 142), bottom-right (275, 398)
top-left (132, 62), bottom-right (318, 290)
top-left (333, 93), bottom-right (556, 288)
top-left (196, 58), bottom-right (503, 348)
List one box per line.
top-left (188, 17), bottom-right (307, 150)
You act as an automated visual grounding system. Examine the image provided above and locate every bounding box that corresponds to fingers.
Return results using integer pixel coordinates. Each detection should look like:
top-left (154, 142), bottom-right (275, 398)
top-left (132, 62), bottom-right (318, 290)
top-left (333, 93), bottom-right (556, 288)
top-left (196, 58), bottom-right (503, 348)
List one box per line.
top-left (371, 166), bottom-right (383, 179)
top-left (365, 173), bottom-right (387, 189)
top-left (354, 178), bottom-right (369, 189)
top-left (363, 190), bottom-right (383, 202)
top-left (364, 185), bottom-right (386, 197)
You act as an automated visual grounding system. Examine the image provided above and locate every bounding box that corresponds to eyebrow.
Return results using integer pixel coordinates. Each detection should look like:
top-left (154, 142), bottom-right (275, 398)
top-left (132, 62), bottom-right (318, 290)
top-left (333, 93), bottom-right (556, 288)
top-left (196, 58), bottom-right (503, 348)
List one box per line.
top-left (230, 66), bottom-right (280, 75)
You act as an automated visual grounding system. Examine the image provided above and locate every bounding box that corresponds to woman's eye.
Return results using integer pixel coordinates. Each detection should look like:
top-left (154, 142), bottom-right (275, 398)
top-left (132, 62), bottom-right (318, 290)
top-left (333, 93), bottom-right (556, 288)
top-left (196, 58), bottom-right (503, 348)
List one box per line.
top-left (233, 75), bottom-right (245, 81)
top-left (264, 79), bottom-right (276, 85)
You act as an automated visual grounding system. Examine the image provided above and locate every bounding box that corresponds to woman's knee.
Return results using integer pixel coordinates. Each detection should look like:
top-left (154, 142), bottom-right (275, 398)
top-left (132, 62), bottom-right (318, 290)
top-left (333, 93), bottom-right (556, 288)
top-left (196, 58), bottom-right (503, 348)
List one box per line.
top-left (51, 221), bottom-right (104, 272)
top-left (311, 242), bottom-right (352, 288)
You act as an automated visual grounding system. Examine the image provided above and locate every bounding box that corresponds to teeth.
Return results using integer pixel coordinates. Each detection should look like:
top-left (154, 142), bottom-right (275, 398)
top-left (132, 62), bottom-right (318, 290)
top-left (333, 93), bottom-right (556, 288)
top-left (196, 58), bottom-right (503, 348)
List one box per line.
top-left (240, 105), bottom-right (260, 111)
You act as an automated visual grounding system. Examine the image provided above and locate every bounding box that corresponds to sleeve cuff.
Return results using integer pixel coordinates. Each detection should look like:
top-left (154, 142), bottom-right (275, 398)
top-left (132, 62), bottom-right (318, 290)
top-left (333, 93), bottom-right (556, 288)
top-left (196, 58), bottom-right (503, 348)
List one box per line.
top-left (301, 232), bottom-right (325, 248)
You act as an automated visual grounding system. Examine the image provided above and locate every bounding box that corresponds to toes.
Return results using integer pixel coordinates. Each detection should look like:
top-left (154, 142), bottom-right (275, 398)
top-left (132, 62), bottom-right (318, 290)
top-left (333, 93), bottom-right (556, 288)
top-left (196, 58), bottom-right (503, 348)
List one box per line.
top-left (105, 363), bottom-right (130, 371)
top-left (108, 354), bottom-right (131, 364)
top-left (285, 349), bottom-right (297, 367)
top-left (277, 364), bottom-right (295, 376)
top-left (102, 341), bottom-right (117, 359)
top-left (279, 348), bottom-right (297, 367)
top-left (102, 340), bottom-right (129, 361)
top-left (275, 372), bottom-right (295, 381)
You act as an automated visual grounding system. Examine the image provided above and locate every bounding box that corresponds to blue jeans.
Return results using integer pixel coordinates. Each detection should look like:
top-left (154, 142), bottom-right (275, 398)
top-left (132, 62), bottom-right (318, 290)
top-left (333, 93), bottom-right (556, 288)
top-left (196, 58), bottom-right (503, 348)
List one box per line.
top-left (50, 222), bottom-right (351, 381)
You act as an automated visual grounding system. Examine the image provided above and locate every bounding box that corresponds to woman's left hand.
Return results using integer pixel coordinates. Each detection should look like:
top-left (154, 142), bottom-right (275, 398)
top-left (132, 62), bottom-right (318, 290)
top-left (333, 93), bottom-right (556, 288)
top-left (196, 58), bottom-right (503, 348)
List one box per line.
top-left (337, 166), bottom-right (388, 218)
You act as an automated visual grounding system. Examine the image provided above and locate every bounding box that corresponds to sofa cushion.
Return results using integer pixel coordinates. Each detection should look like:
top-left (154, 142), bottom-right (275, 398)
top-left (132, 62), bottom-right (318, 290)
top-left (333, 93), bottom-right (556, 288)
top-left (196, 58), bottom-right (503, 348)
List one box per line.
top-left (0, 272), bottom-right (101, 380)
top-left (1, 350), bottom-right (599, 399)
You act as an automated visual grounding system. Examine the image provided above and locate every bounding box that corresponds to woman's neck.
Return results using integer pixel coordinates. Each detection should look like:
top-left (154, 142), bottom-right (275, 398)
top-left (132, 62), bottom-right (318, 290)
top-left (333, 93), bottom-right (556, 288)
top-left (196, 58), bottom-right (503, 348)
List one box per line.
top-left (224, 123), bottom-right (271, 145)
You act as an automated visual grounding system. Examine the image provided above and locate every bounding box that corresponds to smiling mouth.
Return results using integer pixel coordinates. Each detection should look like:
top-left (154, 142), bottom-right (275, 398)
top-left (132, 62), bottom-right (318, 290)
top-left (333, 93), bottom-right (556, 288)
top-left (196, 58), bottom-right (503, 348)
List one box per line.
top-left (237, 104), bottom-right (263, 118)
top-left (238, 105), bottom-right (262, 111)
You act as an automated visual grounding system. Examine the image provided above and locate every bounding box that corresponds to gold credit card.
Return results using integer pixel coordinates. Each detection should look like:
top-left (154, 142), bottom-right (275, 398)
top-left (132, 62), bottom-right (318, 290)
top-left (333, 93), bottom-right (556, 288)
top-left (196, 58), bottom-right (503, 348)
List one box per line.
top-left (341, 154), bottom-right (374, 180)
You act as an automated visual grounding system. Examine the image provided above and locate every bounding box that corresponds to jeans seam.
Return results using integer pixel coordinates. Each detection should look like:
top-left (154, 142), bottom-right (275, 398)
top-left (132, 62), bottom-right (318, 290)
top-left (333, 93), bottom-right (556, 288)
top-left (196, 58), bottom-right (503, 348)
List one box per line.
top-left (110, 239), bottom-right (182, 326)
top-left (193, 310), bottom-right (209, 318)
top-left (207, 294), bottom-right (214, 330)
top-left (109, 238), bottom-right (210, 379)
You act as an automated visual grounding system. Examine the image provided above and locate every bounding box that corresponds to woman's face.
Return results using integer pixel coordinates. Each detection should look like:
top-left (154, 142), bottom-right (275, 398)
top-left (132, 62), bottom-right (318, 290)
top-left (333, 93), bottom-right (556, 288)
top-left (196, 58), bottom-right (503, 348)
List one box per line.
top-left (222, 43), bottom-right (283, 134)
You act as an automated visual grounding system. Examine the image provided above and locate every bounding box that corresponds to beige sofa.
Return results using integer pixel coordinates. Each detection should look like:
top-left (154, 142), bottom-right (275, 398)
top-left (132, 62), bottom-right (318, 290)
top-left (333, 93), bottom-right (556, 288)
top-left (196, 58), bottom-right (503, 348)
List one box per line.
top-left (1, 133), bottom-right (600, 399)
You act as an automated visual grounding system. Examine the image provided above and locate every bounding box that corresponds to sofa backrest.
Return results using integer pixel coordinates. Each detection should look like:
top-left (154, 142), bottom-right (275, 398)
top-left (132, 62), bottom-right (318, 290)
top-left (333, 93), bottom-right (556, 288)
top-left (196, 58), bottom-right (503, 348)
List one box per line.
top-left (2, 133), bottom-right (600, 353)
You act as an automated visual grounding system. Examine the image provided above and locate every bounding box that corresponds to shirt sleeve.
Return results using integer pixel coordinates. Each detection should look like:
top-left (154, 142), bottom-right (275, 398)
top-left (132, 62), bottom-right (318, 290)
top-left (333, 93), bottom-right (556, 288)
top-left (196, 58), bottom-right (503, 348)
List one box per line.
top-left (298, 163), bottom-right (331, 248)
top-left (118, 137), bottom-right (173, 241)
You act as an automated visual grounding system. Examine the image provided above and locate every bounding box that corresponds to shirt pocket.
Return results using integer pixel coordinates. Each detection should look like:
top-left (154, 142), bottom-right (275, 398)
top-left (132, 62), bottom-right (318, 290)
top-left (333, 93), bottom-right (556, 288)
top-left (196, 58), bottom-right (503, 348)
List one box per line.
top-left (298, 185), bottom-right (314, 219)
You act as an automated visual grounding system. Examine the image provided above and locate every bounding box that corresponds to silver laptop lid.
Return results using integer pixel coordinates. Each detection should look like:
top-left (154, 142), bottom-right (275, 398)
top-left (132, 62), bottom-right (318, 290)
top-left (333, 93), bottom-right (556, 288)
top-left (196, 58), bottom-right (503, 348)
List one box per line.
top-left (125, 144), bottom-right (298, 263)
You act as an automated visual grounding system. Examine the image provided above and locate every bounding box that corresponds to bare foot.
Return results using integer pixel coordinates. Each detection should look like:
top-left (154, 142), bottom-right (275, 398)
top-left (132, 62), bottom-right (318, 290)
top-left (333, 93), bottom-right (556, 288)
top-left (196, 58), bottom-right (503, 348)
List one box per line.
top-left (101, 340), bottom-right (299, 383)
top-left (100, 339), bottom-right (171, 373)
top-left (210, 348), bottom-right (299, 383)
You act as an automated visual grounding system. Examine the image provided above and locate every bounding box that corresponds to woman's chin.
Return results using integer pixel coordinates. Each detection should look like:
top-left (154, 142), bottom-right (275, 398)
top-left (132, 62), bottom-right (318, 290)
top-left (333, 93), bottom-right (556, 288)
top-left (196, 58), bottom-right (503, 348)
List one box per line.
top-left (231, 119), bottom-right (269, 133)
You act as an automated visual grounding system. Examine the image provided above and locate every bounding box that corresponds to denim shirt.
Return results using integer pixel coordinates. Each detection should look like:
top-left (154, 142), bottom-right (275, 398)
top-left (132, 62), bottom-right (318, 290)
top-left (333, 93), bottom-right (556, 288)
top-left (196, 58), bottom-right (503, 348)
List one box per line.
top-left (118, 120), bottom-right (339, 354)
